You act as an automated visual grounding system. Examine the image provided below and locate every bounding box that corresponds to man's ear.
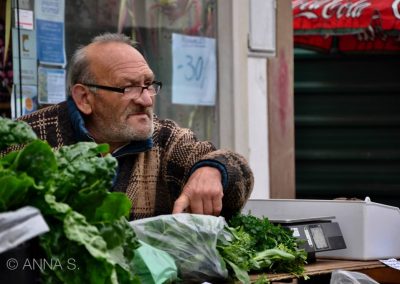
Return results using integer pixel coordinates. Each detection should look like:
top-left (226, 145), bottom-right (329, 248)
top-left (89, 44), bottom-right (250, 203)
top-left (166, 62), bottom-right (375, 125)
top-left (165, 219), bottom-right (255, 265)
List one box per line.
top-left (70, 84), bottom-right (93, 115)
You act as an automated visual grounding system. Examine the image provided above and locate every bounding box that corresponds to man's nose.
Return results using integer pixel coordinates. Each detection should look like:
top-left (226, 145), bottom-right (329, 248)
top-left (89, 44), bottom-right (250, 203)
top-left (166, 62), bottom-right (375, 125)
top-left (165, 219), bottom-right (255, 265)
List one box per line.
top-left (134, 90), bottom-right (154, 107)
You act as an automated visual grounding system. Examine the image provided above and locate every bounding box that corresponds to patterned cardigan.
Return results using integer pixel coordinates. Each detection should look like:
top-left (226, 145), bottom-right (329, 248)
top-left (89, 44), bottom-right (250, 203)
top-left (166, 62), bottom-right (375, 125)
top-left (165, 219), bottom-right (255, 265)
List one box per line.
top-left (9, 101), bottom-right (254, 220)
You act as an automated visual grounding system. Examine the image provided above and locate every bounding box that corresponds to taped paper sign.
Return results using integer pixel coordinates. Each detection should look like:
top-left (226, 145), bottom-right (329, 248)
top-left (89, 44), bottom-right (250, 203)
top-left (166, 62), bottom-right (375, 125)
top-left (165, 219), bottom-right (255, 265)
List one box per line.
top-left (172, 33), bottom-right (216, 106)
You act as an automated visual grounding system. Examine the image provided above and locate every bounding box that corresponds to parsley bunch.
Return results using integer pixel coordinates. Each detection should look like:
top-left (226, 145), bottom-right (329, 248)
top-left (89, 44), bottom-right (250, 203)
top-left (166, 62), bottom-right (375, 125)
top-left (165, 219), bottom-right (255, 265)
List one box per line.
top-left (217, 213), bottom-right (308, 284)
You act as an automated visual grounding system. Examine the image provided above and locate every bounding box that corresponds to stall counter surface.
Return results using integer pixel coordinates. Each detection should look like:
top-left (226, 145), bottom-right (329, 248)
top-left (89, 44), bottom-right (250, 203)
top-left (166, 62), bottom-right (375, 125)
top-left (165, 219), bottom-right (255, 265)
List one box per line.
top-left (251, 258), bottom-right (400, 284)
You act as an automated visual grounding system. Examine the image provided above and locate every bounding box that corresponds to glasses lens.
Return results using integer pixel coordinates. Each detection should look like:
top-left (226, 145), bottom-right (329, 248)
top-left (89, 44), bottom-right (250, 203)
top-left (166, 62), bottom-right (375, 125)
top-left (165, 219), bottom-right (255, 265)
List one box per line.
top-left (123, 83), bottom-right (161, 97)
top-left (151, 83), bottom-right (160, 95)
top-left (123, 86), bottom-right (140, 96)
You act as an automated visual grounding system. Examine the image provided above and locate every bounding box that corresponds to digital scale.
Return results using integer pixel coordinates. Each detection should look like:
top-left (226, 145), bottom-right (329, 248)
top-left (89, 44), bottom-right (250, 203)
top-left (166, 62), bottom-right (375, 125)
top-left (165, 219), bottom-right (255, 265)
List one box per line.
top-left (269, 216), bottom-right (346, 262)
top-left (242, 200), bottom-right (347, 262)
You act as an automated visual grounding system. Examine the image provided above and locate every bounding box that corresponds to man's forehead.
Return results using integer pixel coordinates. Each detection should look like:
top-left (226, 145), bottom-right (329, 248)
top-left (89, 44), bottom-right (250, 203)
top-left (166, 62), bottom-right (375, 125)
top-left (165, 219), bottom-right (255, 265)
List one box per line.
top-left (88, 42), bottom-right (148, 68)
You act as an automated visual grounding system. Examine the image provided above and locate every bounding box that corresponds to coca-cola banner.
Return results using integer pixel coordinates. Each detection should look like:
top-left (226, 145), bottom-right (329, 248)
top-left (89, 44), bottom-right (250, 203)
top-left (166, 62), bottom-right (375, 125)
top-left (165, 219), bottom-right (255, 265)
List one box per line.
top-left (376, 0), bottom-right (400, 30)
top-left (293, 0), bottom-right (374, 33)
top-left (338, 33), bottom-right (400, 51)
top-left (293, 0), bottom-right (400, 52)
top-left (294, 35), bottom-right (333, 50)
top-left (293, 0), bottom-right (400, 33)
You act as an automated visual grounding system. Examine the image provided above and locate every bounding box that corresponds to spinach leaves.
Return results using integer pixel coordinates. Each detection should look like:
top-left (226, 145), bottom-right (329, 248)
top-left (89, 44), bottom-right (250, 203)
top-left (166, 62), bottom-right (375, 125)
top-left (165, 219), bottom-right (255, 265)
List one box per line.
top-left (0, 116), bottom-right (37, 149)
top-left (0, 118), bottom-right (140, 283)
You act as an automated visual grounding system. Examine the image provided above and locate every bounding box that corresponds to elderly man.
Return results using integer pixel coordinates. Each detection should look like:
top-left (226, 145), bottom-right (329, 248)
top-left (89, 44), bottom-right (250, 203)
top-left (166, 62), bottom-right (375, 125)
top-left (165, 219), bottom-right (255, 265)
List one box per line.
top-left (14, 33), bottom-right (253, 220)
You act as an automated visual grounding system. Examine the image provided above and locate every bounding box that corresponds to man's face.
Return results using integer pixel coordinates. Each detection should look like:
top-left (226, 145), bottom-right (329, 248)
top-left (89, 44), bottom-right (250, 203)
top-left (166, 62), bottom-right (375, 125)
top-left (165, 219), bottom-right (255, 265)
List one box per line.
top-left (84, 42), bottom-right (155, 145)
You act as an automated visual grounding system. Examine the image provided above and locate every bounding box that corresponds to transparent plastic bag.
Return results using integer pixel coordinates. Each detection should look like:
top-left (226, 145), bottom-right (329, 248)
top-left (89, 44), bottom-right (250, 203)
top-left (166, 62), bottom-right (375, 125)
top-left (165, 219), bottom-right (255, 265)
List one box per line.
top-left (130, 214), bottom-right (230, 283)
top-left (330, 270), bottom-right (380, 284)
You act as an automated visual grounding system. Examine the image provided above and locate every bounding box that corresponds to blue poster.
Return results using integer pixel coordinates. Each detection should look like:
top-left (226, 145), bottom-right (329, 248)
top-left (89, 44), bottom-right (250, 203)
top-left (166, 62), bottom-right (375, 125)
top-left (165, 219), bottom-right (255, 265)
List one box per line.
top-left (35, 0), bottom-right (66, 66)
top-left (36, 19), bottom-right (65, 66)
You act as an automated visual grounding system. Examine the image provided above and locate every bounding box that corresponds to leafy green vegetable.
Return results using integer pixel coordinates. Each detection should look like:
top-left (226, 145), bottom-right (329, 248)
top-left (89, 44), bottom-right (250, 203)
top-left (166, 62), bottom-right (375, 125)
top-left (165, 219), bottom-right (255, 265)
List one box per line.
top-left (229, 213), bottom-right (300, 252)
top-left (220, 213), bottom-right (308, 281)
top-left (0, 116), bottom-right (37, 150)
top-left (12, 140), bottom-right (58, 184)
top-left (0, 118), bottom-right (170, 283)
top-left (0, 174), bottom-right (35, 211)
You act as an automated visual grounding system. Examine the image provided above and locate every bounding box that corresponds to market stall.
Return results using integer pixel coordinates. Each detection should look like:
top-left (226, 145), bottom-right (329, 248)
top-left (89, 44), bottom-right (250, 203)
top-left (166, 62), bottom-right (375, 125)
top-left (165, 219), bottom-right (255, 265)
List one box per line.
top-left (2, 113), bottom-right (400, 283)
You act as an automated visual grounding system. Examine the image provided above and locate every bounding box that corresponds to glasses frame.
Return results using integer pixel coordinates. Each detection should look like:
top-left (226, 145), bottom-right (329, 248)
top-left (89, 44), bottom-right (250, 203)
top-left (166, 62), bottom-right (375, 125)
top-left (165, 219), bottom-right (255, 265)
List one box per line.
top-left (82, 81), bottom-right (162, 97)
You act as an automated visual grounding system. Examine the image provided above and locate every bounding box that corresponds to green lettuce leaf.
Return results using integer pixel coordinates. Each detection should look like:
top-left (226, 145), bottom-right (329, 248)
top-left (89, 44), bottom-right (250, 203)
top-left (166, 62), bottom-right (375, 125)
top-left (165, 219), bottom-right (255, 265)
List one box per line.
top-left (0, 117), bottom-right (37, 150)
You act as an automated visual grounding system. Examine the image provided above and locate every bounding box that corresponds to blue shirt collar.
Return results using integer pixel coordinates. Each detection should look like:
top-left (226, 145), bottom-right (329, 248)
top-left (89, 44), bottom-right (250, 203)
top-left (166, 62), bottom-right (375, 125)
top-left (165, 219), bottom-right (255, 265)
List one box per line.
top-left (67, 96), bottom-right (93, 142)
top-left (67, 96), bottom-right (153, 157)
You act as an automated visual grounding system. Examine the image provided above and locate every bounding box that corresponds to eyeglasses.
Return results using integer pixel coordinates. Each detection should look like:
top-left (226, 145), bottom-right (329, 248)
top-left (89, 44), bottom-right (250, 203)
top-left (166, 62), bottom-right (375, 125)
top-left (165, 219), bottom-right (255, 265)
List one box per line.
top-left (82, 81), bottom-right (162, 98)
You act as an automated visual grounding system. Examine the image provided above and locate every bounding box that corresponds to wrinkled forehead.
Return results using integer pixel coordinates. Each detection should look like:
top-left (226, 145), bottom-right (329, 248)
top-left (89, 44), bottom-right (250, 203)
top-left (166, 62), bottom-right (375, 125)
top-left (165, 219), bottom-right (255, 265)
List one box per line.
top-left (86, 42), bottom-right (153, 82)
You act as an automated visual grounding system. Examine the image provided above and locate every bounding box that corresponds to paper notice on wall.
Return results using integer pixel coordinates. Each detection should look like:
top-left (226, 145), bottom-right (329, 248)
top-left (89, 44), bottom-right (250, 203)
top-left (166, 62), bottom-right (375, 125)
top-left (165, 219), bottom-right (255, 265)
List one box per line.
top-left (12, 28), bottom-right (38, 85)
top-left (11, 85), bottom-right (38, 119)
top-left (12, 28), bottom-right (37, 60)
top-left (172, 33), bottom-right (216, 106)
top-left (12, 58), bottom-right (37, 85)
top-left (35, 0), bottom-right (66, 66)
top-left (14, 9), bottom-right (34, 30)
top-left (38, 67), bottom-right (66, 104)
top-left (35, 0), bottom-right (65, 22)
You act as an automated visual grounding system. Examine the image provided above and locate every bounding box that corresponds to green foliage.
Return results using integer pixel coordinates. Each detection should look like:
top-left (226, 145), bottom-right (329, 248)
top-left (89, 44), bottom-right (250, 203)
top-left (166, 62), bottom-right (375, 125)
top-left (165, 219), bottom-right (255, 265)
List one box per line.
top-left (217, 213), bottom-right (309, 283)
top-left (229, 214), bottom-right (299, 252)
top-left (0, 118), bottom-right (141, 284)
top-left (0, 116), bottom-right (37, 149)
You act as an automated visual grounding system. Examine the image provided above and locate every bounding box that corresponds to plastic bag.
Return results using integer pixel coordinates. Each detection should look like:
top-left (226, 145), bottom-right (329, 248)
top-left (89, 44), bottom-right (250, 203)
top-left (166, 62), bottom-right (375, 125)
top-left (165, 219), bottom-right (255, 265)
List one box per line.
top-left (130, 214), bottom-right (230, 283)
top-left (330, 270), bottom-right (380, 284)
top-left (133, 240), bottom-right (178, 284)
top-left (0, 206), bottom-right (49, 254)
top-left (0, 206), bottom-right (49, 283)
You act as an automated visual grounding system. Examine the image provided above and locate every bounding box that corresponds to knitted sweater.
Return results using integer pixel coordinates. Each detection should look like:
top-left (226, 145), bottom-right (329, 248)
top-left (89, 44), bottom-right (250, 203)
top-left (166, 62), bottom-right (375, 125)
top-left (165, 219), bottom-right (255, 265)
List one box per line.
top-left (10, 101), bottom-right (254, 220)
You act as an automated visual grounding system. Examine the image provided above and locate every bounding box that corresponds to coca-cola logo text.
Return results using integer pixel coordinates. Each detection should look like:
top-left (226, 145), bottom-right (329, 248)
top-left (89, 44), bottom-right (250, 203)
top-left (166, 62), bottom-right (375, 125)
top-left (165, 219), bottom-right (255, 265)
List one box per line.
top-left (393, 0), bottom-right (400, 19)
top-left (293, 0), bottom-right (372, 19)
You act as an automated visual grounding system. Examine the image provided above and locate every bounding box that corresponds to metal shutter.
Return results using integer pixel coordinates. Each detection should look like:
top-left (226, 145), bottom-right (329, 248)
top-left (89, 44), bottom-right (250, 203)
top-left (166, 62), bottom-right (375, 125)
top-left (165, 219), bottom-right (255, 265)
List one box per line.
top-left (295, 49), bottom-right (400, 208)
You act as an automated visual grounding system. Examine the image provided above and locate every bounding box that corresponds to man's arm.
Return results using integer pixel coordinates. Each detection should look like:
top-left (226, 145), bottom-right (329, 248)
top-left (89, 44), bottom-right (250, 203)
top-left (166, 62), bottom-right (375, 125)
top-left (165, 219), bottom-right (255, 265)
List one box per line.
top-left (157, 118), bottom-right (254, 217)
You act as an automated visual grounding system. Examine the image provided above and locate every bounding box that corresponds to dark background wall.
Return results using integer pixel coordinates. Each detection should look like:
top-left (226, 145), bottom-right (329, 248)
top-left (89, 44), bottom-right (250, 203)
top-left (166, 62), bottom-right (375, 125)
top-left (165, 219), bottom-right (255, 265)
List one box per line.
top-left (295, 49), bottom-right (400, 208)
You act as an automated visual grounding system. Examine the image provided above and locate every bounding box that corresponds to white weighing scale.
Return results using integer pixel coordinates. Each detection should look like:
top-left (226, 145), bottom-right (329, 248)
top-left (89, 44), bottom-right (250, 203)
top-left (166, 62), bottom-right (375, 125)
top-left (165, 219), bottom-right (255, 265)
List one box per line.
top-left (242, 199), bottom-right (400, 260)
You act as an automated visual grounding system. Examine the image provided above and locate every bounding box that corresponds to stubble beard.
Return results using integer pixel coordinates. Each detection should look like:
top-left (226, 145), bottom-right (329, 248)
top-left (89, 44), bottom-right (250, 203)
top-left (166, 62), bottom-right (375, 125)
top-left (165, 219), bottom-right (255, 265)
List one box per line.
top-left (118, 107), bottom-right (154, 141)
top-left (96, 107), bottom-right (154, 143)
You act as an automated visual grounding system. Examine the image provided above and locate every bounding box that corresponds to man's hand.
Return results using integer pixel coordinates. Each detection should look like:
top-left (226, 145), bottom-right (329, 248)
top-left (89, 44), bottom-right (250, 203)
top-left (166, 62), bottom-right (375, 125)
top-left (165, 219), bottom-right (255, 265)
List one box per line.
top-left (172, 166), bottom-right (224, 216)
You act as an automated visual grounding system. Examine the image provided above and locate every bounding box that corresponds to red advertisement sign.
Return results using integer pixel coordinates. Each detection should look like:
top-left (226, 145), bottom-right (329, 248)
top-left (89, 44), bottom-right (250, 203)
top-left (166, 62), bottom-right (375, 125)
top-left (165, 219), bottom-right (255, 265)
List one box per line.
top-left (375, 0), bottom-right (400, 30)
top-left (293, 0), bottom-right (374, 32)
top-left (293, 0), bottom-right (400, 52)
top-left (294, 0), bottom-right (400, 32)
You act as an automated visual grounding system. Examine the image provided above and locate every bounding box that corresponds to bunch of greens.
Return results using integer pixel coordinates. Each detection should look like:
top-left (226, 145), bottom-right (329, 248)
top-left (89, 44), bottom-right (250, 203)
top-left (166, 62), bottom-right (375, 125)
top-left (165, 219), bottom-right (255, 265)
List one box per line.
top-left (0, 117), bottom-right (141, 283)
top-left (217, 214), bottom-right (308, 284)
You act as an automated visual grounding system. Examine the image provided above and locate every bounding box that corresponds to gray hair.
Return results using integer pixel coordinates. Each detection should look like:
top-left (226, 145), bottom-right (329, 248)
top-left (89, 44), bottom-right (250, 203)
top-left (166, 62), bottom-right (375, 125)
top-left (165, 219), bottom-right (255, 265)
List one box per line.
top-left (67, 33), bottom-right (136, 95)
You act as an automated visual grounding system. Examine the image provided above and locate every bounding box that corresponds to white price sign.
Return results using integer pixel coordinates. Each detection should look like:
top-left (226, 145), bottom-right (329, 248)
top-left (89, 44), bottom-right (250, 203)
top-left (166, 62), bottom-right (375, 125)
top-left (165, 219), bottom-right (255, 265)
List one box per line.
top-left (172, 33), bottom-right (216, 106)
